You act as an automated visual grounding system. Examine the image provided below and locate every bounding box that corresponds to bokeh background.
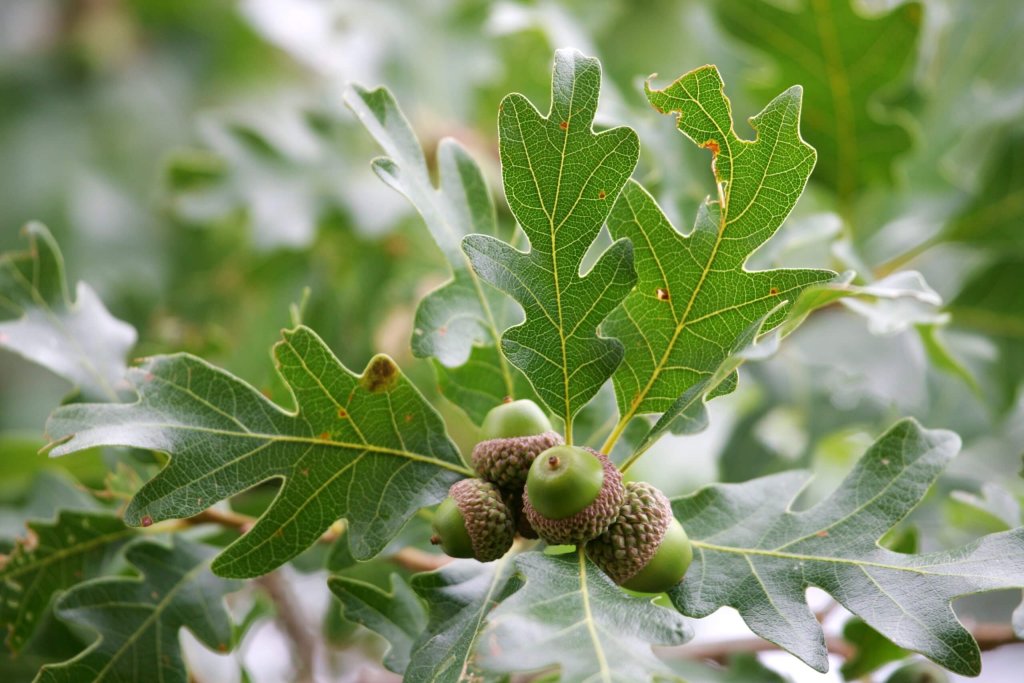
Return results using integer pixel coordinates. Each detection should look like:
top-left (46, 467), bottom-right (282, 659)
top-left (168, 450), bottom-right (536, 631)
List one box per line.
top-left (1, 1), bottom-right (1023, 681)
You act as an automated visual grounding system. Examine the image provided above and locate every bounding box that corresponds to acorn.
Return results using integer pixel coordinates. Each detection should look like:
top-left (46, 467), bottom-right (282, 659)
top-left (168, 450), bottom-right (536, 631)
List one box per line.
top-left (523, 445), bottom-right (625, 545)
top-left (430, 479), bottom-right (515, 562)
top-left (586, 481), bottom-right (693, 593)
top-left (471, 399), bottom-right (563, 491)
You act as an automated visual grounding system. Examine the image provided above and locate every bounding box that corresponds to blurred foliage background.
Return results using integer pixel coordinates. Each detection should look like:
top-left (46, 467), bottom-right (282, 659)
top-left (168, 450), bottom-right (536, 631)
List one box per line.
top-left (1, 0), bottom-right (1023, 681)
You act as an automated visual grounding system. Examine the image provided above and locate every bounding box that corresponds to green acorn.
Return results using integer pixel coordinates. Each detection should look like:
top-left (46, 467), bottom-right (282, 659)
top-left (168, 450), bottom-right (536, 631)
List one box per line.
top-left (523, 445), bottom-right (625, 545)
top-left (586, 482), bottom-right (692, 593)
top-left (471, 399), bottom-right (563, 491)
top-left (430, 479), bottom-right (515, 562)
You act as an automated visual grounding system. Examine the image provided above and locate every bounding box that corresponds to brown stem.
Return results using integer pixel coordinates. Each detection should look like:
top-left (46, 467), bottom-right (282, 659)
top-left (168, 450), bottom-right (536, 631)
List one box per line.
top-left (256, 571), bottom-right (317, 683)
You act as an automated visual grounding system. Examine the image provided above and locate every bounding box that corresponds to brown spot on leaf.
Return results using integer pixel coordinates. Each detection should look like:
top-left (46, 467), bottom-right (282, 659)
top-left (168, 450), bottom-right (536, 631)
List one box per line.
top-left (816, 530), bottom-right (829, 538)
top-left (404, 413), bottom-right (413, 423)
top-left (337, 407), bottom-right (348, 419)
top-left (598, 190), bottom-right (606, 200)
top-left (319, 432), bottom-right (331, 441)
top-left (218, 643), bottom-right (228, 653)
top-left (141, 516), bottom-right (153, 527)
top-left (559, 121), bottom-right (568, 131)
top-left (362, 355), bottom-right (399, 393)
top-left (703, 139), bottom-right (720, 155)
top-left (656, 288), bottom-right (670, 301)
top-left (261, 388), bottom-right (273, 399)
top-left (301, 468), bottom-right (310, 477)
top-left (770, 287), bottom-right (779, 296)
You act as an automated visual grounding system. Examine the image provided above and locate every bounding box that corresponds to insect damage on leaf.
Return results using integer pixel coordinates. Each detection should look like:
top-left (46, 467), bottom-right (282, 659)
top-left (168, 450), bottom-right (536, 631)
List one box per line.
top-left (361, 354), bottom-right (399, 393)
top-left (600, 65), bottom-right (835, 454)
top-left (43, 326), bottom-right (470, 579)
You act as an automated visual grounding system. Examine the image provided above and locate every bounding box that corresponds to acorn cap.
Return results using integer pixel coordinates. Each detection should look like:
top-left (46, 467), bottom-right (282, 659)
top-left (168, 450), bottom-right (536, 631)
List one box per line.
top-left (472, 431), bottom-right (564, 491)
top-left (523, 447), bottom-right (625, 545)
top-left (586, 481), bottom-right (686, 590)
top-left (442, 478), bottom-right (515, 562)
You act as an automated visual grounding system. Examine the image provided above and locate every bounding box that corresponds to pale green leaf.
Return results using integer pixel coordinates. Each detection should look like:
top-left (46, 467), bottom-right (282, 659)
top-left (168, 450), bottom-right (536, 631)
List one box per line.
top-left (715, 0), bottom-right (922, 203)
top-left (36, 539), bottom-right (238, 683)
top-left (605, 65), bottom-right (834, 451)
top-left (463, 48), bottom-right (640, 433)
top-left (345, 85), bottom-right (528, 422)
top-left (0, 512), bottom-right (133, 653)
top-left (328, 574), bottom-right (427, 675)
top-left (406, 556), bottom-right (521, 683)
top-left (670, 418), bottom-right (1024, 675)
top-left (44, 326), bottom-right (470, 578)
top-left (479, 550), bottom-right (692, 683)
top-left (0, 223), bottom-right (136, 402)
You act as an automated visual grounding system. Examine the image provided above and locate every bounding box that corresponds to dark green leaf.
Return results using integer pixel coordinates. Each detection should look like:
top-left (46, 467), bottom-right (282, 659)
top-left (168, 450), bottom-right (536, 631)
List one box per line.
top-left (604, 65), bottom-right (834, 453)
top-left (407, 556), bottom-right (521, 683)
top-left (463, 48), bottom-right (640, 432)
top-left (44, 326), bottom-right (470, 578)
top-left (37, 538), bottom-right (238, 683)
top-left (328, 573), bottom-right (427, 674)
top-left (715, 0), bottom-right (922, 203)
top-left (1, 512), bottom-right (133, 653)
top-left (670, 418), bottom-right (1024, 675)
top-left (0, 223), bottom-right (136, 402)
top-left (479, 550), bottom-right (692, 682)
top-left (840, 618), bottom-right (911, 680)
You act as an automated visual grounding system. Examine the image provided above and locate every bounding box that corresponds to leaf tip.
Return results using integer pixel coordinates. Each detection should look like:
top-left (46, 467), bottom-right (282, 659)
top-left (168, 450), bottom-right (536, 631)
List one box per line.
top-left (361, 354), bottom-right (400, 393)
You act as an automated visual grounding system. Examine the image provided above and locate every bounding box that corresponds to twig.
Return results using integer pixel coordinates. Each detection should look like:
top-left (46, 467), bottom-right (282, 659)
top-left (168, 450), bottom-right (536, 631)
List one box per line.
top-left (256, 571), bottom-right (318, 683)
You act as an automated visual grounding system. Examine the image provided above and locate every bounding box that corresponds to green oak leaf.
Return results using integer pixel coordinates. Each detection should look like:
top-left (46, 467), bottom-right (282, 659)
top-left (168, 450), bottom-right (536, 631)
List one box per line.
top-left (670, 418), bottom-right (1024, 675)
top-left (715, 0), bottom-right (921, 204)
top-left (479, 550), bottom-right (692, 682)
top-left (463, 48), bottom-right (640, 433)
top-left (840, 618), bottom-right (912, 680)
top-left (947, 134), bottom-right (1024, 253)
top-left (1, 512), bottom-right (134, 653)
top-left (0, 223), bottom-right (136, 402)
top-left (949, 258), bottom-right (1024, 410)
top-left (406, 556), bottom-right (521, 683)
top-left (345, 84), bottom-right (529, 422)
top-left (328, 574), bottom-right (427, 675)
top-left (44, 325), bottom-right (470, 578)
top-left (606, 65), bottom-right (834, 446)
top-left (37, 539), bottom-right (238, 683)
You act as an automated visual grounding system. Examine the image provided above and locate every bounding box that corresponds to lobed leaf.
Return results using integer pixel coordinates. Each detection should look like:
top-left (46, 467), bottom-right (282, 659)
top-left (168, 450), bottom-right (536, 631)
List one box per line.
top-left (44, 326), bottom-right (469, 578)
top-left (0, 223), bottom-right (136, 402)
top-left (670, 418), bottom-right (1024, 675)
top-left (479, 550), bottom-right (692, 682)
top-left (0, 512), bottom-right (134, 653)
top-left (406, 557), bottom-right (521, 683)
top-left (463, 48), bottom-right (640, 433)
top-left (345, 85), bottom-right (529, 422)
top-left (328, 574), bottom-right (427, 675)
top-left (36, 539), bottom-right (238, 683)
top-left (605, 65), bottom-right (834, 449)
top-left (715, 0), bottom-right (922, 202)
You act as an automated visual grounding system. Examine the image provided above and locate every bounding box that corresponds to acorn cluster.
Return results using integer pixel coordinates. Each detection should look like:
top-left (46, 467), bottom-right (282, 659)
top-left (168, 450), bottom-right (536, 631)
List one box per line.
top-left (430, 399), bottom-right (693, 594)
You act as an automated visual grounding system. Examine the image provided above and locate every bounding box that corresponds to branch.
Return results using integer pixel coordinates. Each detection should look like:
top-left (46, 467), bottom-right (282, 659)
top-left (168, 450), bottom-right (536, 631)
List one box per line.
top-left (256, 571), bottom-right (318, 683)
